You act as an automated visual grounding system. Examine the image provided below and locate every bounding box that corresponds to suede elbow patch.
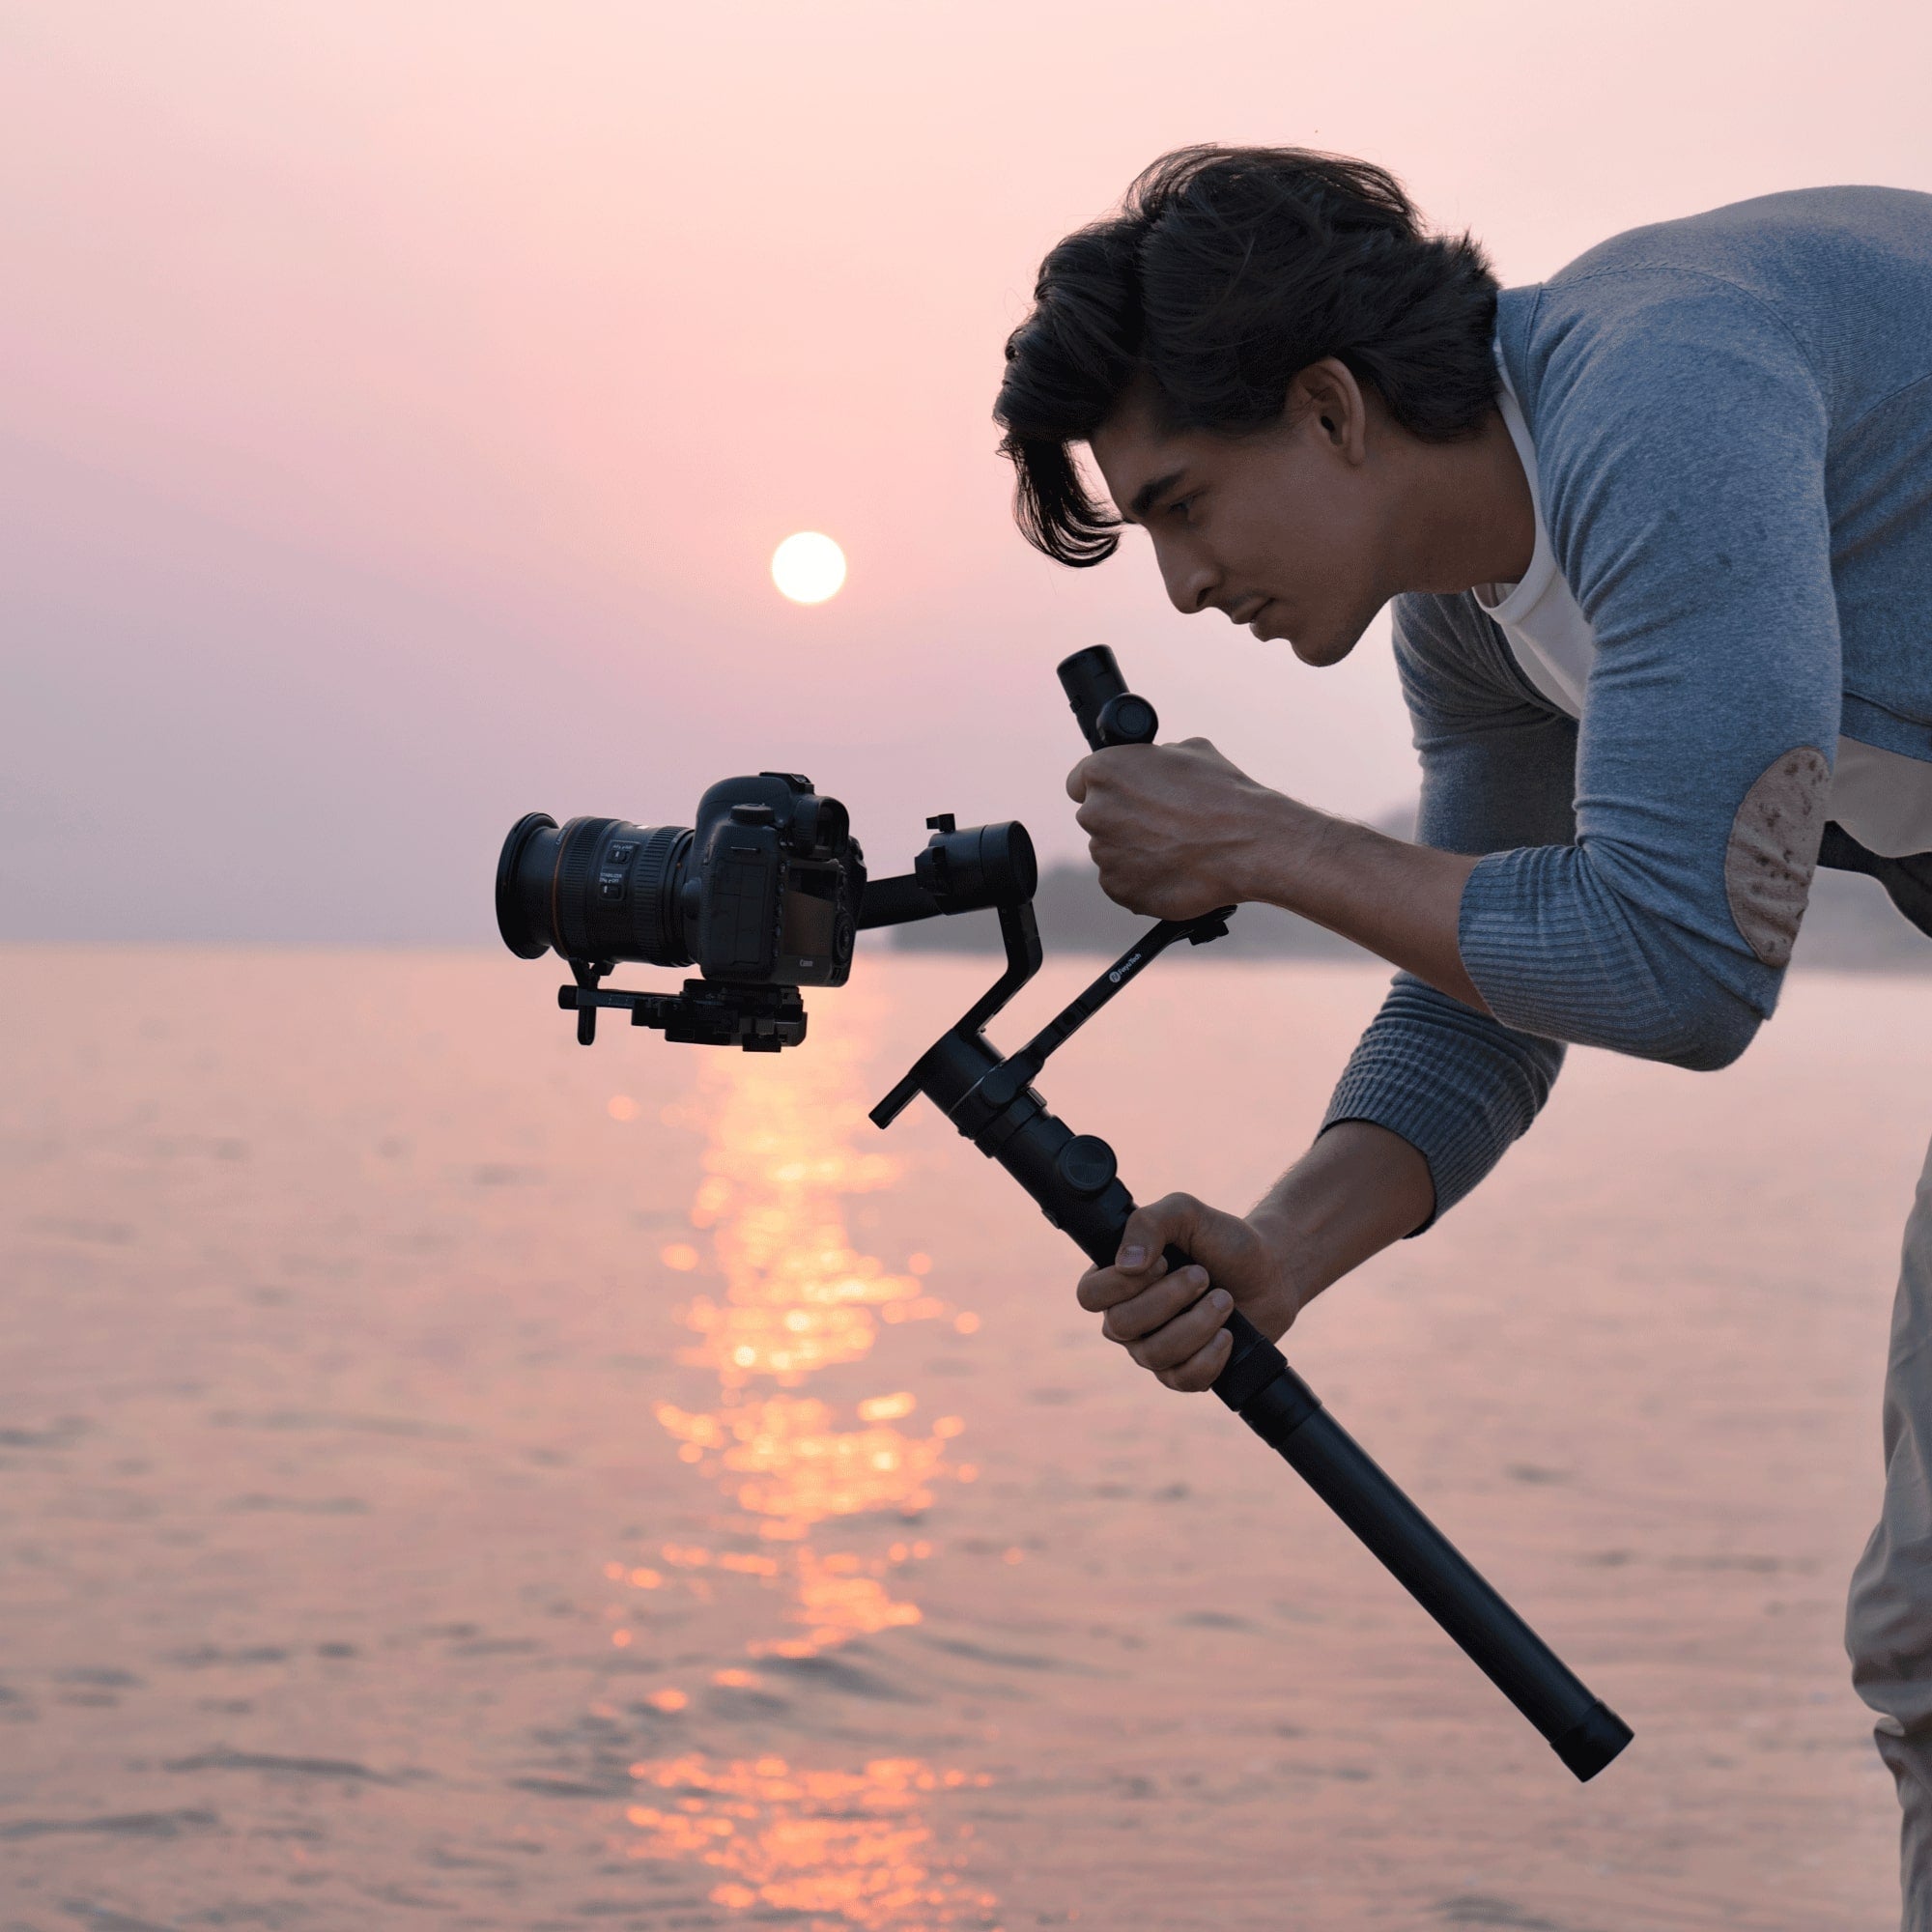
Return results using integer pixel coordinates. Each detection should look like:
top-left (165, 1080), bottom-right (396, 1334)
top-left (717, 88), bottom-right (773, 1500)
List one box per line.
top-left (1724, 747), bottom-right (1831, 967)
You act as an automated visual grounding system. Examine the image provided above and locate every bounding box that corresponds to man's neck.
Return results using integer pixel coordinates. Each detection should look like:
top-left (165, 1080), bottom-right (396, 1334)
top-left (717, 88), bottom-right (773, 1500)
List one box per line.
top-left (1389, 405), bottom-right (1536, 598)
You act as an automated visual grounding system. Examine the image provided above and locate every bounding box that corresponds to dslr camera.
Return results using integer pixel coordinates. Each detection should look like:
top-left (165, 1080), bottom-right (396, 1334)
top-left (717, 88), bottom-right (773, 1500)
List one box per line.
top-left (497, 770), bottom-right (1035, 1050)
top-left (497, 773), bottom-right (864, 990)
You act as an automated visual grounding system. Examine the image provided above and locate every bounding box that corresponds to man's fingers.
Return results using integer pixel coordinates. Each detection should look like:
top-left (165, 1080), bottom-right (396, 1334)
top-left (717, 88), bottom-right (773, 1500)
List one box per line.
top-left (1158, 1326), bottom-right (1235, 1394)
top-left (1066, 744), bottom-right (1154, 802)
top-left (1125, 1201), bottom-right (1215, 1276)
top-left (1065, 754), bottom-right (1102, 804)
top-left (1113, 1193), bottom-right (1205, 1274)
top-left (1074, 1192), bottom-right (1247, 1398)
top-left (1072, 1186), bottom-right (1255, 1398)
top-left (1123, 1285), bottom-right (1232, 1371)
top-left (1099, 1265), bottom-right (1212, 1344)
top-left (1075, 1253), bottom-right (1168, 1313)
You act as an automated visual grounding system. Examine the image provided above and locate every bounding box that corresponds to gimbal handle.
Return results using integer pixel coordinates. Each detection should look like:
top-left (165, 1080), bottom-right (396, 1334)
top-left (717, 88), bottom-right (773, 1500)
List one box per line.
top-left (1030, 645), bottom-right (1634, 1780)
top-left (870, 911), bottom-right (1631, 1779)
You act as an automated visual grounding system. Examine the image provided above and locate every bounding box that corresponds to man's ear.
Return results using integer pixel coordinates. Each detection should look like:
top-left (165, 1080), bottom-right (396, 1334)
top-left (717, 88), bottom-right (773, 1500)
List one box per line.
top-left (1290, 357), bottom-right (1370, 463)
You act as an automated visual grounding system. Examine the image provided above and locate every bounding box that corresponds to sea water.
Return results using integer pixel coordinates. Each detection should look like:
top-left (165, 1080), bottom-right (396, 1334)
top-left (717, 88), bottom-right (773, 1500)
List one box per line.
top-left (0, 946), bottom-right (1911, 1928)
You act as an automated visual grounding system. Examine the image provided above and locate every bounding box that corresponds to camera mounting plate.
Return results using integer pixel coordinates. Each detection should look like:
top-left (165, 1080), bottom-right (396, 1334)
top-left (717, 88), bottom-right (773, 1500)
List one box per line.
top-left (558, 961), bottom-right (806, 1052)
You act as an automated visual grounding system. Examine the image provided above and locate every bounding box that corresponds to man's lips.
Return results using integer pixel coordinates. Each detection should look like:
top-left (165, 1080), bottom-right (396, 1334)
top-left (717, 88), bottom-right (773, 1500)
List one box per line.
top-left (1226, 596), bottom-right (1270, 626)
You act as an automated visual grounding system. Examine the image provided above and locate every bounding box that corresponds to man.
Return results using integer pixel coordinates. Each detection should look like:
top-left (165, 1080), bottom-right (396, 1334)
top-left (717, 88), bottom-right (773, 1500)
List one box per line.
top-left (993, 145), bottom-right (1932, 1919)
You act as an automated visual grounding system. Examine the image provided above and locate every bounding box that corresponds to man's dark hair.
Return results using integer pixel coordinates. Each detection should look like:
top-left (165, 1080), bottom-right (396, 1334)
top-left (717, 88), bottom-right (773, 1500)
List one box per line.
top-left (995, 145), bottom-right (1499, 566)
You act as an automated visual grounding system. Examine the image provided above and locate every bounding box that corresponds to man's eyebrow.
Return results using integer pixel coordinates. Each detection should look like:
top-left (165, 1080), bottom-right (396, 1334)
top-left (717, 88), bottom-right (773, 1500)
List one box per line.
top-left (1125, 469), bottom-right (1187, 524)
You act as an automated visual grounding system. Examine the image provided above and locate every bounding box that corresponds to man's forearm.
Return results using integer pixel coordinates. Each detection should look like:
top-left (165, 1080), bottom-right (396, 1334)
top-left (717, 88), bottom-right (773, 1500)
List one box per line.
top-left (1236, 794), bottom-right (1488, 1012)
top-left (1250, 1119), bottom-right (1435, 1327)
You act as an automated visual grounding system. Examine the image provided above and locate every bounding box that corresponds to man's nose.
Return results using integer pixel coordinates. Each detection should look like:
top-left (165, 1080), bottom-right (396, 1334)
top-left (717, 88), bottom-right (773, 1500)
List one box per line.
top-left (1156, 543), bottom-right (1217, 616)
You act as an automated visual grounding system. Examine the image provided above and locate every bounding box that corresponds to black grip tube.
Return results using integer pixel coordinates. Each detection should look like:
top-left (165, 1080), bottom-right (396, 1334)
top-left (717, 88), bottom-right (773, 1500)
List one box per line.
top-left (1216, 1308), bottom-right (1632, 1780)
top-left (942, 1063), bottom-right (1632, 1780)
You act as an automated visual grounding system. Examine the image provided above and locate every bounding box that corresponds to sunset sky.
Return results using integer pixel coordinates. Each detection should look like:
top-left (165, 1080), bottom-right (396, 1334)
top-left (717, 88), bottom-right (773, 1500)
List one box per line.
top-left (5, 1), bottom-right (1931, 940)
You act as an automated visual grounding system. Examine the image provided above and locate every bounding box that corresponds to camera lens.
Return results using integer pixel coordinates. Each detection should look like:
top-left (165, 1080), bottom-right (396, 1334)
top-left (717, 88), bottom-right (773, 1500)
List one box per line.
top-left (496, 813), bottom-right (695, 967)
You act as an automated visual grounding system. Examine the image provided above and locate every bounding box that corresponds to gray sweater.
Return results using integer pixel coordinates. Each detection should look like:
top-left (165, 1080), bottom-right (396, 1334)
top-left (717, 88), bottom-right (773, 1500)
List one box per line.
top-left (1323, 186), bottom-right (1932, 1217)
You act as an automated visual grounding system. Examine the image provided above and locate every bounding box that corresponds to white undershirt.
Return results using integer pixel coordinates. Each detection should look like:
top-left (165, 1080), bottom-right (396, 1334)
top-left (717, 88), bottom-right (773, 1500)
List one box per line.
top-left (1473, 364), bottom-right (1932, 860)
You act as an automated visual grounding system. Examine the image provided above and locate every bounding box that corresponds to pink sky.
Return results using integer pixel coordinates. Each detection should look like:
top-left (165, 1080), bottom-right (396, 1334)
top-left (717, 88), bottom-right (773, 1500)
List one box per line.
top-left (4, 0), bottom-right (1929, 938)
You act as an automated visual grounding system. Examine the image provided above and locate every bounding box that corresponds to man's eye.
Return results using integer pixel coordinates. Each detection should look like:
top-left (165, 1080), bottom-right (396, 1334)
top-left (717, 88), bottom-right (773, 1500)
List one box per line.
top-left (1169, 497), bottom-right (1197, 522)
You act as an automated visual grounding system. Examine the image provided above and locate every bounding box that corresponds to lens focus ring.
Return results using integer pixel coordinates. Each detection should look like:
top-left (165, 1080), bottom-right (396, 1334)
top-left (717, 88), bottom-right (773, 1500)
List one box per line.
top-left (627, 825), bottom-right (694, 967)
top-left (553, 817), bottom-right (616, 962)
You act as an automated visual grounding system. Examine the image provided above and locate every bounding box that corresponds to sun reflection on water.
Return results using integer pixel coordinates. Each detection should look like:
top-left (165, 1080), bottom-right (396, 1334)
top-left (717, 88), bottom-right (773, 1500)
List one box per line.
top-left (625, 1755), bottom-right (995, 1928)
top-left (618, 1037), bottom-right (997, 1928)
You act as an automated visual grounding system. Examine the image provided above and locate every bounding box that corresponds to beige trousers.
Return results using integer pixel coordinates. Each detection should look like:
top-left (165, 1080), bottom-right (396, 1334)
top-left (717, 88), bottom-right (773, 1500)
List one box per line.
top-left (1848, 1140), bottom-right (1932, 1929)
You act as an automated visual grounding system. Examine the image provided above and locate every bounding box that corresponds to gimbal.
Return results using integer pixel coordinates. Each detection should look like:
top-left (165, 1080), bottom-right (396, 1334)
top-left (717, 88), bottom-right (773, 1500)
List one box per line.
top-left (553, 646), bottom-right (1634, 1781)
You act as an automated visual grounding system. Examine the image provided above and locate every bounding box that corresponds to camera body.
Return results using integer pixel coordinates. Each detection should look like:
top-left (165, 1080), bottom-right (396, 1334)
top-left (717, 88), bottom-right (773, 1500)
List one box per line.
top-left (497, 771), bottom-right (864, 986)
top-left (690, 773), bottom-right (864, 984)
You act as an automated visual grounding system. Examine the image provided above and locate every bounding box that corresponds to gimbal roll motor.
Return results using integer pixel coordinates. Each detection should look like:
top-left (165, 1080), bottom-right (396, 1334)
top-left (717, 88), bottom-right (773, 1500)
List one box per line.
top-left (493, 645), bottom-right (1634, 1784)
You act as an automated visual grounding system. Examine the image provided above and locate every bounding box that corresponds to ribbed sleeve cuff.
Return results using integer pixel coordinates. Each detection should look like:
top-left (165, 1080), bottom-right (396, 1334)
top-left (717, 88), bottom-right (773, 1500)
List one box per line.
top-left (1320, 974), bottom-right (1565, 1228)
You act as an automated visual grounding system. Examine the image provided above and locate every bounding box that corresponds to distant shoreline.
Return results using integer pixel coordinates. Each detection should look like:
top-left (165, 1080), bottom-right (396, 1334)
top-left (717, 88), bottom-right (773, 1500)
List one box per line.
top-left (885, 859), bottom-right (1932, 974)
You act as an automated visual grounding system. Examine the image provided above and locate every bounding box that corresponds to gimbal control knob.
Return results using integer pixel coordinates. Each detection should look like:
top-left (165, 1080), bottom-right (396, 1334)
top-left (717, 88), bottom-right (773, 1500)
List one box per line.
top-left (1054, 1134), bottom-right (1119, 1200)
top-left (1094, 692), bottom-right (1158, 747)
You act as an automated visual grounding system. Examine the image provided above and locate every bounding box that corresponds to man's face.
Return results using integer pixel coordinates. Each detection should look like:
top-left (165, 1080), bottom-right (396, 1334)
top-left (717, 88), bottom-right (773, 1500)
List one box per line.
top-left (1086, 362), bottom-right (1396, 668)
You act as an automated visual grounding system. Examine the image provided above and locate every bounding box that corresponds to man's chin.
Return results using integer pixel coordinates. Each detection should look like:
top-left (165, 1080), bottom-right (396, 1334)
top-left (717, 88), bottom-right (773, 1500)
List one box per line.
top-left (1287, 624), bottom-right (1362, 668)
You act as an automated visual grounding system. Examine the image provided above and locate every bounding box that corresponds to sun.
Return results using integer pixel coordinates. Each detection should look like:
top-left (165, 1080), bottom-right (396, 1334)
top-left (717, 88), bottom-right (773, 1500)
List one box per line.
top-left (772, 531), bottom-right (846, 605)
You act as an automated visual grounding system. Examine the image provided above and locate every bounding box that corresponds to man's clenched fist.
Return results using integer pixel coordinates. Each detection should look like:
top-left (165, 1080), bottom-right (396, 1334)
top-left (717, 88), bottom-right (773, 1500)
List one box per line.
top-left (1065, 737), bottom-right (1290, 920)
top-left (1075, 1191), bottom-right (1300, 1393)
